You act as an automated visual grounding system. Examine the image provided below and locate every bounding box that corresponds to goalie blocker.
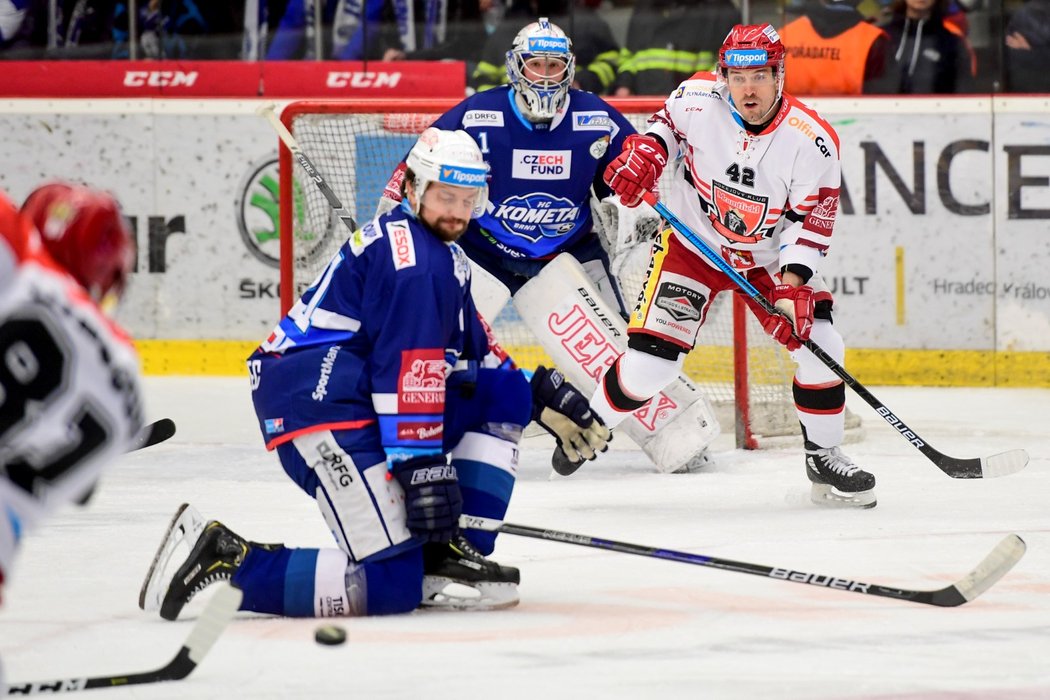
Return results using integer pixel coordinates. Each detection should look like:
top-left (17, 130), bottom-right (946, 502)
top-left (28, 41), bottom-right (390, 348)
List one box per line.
top-left (473, 253), bottom-right (719, 474)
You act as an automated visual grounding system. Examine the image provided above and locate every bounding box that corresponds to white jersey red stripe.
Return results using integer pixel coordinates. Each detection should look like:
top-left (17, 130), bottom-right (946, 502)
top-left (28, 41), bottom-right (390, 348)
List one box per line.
top-left (646, 73), bottom-right (842, 275)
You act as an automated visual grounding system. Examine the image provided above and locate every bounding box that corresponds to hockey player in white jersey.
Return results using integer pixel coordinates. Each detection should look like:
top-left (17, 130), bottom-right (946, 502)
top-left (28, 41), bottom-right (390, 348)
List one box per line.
top-left (592, 23), bottom-right (876, 508)
top-left (0, 183), bottom-right (141, 687)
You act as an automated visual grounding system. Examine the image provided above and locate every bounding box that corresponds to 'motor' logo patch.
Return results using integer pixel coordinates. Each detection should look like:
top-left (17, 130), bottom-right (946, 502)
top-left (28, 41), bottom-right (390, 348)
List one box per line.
top-left (655, 283), bottom-right (704, 322)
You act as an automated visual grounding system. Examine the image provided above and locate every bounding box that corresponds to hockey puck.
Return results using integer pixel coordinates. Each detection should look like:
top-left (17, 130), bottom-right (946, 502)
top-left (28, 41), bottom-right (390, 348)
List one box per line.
top-left (314, 624), bottom-right (347, 646)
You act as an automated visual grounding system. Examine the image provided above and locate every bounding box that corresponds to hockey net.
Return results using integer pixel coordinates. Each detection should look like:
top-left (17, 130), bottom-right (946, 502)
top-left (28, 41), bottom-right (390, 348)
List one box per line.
top-left (276, 99), bottom-right (860, 448)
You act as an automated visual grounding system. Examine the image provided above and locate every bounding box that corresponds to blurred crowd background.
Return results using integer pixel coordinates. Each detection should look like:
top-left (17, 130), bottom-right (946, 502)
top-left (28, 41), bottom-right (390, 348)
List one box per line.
top-left (0, 0), bottom-right (1046, 93)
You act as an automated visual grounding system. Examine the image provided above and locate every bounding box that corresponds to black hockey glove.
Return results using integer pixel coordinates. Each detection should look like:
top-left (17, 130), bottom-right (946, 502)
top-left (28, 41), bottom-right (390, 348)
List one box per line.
top-left (391, 455), bottom-right (462, 544)
top-left (531, 366), bottom-right (612, 463)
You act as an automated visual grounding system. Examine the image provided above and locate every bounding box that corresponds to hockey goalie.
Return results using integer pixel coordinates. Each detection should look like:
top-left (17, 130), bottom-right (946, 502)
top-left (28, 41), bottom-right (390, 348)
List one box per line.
top-left (470, 198), bottom-right (720, 475)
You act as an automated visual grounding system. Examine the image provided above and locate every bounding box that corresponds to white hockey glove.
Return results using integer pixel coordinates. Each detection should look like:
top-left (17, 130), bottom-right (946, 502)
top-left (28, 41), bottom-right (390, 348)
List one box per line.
top-left (531, 366), bottom-right (611, 462)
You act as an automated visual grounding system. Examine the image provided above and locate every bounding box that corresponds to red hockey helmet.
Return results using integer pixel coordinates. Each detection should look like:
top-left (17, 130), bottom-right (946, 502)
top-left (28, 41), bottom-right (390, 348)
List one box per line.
top-left (21, 182), bottom-right (134, 303)
top-left (718, 24), bottom-right (787, 97)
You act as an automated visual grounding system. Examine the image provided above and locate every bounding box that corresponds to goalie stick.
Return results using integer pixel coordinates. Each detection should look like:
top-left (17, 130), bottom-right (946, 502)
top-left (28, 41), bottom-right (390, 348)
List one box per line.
top-left (641, 192), bottom-right (1029, 480)
top-left (257, 104), bottom-right (357, 234)
top-left (5, 584), bottom-right (242, 695)
top-left (461, 515), bottom-right (1025, 608)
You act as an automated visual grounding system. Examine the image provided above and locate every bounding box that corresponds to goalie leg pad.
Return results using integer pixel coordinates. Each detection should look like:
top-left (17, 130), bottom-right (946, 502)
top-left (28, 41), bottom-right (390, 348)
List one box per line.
top-left (513, 253), bottom-right (721, 473)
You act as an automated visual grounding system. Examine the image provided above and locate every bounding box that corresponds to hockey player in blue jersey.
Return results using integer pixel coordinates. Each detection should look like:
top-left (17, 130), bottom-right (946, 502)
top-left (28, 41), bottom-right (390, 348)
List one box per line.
top-left (139, 127), bottom-right (610, 617)
top-left (381, 16), bottom-right (637, 305)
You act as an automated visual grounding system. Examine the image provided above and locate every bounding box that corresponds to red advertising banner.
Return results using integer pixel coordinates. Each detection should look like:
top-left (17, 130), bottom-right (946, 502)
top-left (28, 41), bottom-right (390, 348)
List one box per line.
top-left (0, 61), bottom-right (465, 98)
top-left (261, 61), bottom-right (464, 97)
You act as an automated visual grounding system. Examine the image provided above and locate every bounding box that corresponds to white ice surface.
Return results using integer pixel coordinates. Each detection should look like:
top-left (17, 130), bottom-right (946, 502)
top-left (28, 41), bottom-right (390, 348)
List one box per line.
top-left (3, 378), bottom-right (1049, 699)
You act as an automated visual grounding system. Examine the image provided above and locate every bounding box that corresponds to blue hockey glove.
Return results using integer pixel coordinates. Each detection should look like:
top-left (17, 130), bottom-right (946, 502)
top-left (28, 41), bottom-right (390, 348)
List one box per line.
top-left (391, 455), bottom-right (462, 544)
top-left (531, 366), bottom-right (611, 463)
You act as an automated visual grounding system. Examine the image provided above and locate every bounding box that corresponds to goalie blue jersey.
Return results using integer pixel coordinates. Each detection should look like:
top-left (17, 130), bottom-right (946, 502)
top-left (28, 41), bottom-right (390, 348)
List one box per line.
top-left (429, 86), bottom-right (635, 259)
top-left (248, 205), bottom-right (488, 460)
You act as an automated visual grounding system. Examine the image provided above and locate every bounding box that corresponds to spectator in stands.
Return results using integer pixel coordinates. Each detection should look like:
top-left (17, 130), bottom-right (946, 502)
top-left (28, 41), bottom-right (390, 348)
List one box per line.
top-left (1004, 0), bottom-right (1050, 92)
top-left (266, 0), bottom-right (484, 63)
top-left (8, 0), bottom-right (116, 58)
top-left (882, 0), bottom-right (975, 93)
top-left (112, 0), bottom-right (242, 59)
top-left (372, 0), bottom-right (484, 63)
top-left (472, 0), bottom-right (620, 94)
top-left (611, 0), bottom-right (740, 97)
top-left (779, 0), bottom-right (895, 95)
top-left (0, 0), bottom-right (29, 51)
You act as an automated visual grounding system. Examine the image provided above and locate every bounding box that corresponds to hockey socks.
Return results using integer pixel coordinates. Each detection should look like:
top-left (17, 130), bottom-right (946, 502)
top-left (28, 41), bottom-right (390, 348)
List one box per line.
top-left (233, 546), bottom-right (424, 617)
top-left (451, 431), bottom-right (519, 555)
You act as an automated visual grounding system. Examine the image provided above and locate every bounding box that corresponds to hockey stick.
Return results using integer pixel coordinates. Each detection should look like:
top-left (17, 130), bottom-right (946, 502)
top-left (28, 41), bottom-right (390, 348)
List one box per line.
top-left (462, 515), bottom-right (1025, 608)
top-left (256, 104), bottom-right (357, 234)
top-left (641, 192), bottom-right (1028, 480)
top-left (6, 584), bottom-right (242, 694)
top-left (128, 418), bottom-right (177, 452)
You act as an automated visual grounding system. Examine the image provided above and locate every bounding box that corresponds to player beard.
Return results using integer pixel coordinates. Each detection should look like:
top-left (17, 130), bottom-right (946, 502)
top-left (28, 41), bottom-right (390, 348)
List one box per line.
top-left (429, 216), bottom-right (469, 242)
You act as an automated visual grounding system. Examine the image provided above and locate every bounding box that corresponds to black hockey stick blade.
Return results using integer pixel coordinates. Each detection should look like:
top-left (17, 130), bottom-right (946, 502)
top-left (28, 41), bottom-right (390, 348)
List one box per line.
top-left (462, 516), bottom-right (1025, 608)
top-left (7, 584), bottom-right (242, 695)
top-left (128, 419), bottom-right (177, 453)
top-left (551, 445), bottom-right (585, 476)
top-left (927, 447), bottom-right (1029, 480)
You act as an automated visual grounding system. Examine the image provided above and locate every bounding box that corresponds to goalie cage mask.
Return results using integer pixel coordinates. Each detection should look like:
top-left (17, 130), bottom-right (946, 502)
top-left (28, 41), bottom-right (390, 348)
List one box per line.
top-left (506, 17), bottom-right (576, 122)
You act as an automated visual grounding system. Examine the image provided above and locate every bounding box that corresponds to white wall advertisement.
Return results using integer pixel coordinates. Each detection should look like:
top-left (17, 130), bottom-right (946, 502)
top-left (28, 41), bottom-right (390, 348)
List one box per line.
top-left (0, 97), bottom-right (1048, 355)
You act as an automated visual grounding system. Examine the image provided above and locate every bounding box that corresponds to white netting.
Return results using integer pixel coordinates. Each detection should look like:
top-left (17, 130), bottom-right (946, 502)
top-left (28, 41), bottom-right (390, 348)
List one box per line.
top-left (282, 102), bottom-right (860, 445)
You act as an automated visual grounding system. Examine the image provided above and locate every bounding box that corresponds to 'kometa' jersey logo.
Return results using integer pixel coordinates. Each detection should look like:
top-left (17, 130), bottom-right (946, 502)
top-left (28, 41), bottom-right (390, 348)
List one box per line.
top-left (490, 193), bottom-right (582, 242)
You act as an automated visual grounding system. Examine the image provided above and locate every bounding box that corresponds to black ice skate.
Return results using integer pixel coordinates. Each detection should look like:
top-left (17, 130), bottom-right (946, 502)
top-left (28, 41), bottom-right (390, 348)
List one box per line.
top-left (805, 441), bottom-right (877, 508)
top-left (158, 519), bottom-right (250, 621)
top-left (421, 535), bottom-right (520, 610)
top-left (138, 504), bottom-right (253, 621)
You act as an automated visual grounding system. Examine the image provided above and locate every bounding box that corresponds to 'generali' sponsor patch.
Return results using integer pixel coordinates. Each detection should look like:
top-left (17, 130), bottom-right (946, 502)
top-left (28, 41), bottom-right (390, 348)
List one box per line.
top-left (804, 188), bottom-right (838, 234)
top-left (512, 149), bottom-right (571, 180)
top-left (398, 349), bottom-right (445, 413)
top-left (463, 110), bottom-right (504, 128)
top-left (386, 220), bottom-right (416, 270)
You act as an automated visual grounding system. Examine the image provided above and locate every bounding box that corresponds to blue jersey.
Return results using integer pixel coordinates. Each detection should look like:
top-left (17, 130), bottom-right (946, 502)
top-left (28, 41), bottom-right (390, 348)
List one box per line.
top-left (428, 87), bottom-right (635, 260)
top-left (248, 206), bottom-right (488, 460)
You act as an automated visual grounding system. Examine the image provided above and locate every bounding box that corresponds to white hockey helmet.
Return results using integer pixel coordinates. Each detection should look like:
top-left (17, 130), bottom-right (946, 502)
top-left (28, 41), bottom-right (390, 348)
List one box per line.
top-left (505, 17), bottom-right (575, 121)
top-left (405, 127), bottom-right (489, 218)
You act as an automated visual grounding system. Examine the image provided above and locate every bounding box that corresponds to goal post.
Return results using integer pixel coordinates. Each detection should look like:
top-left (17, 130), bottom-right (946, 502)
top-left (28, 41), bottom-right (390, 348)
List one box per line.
top-left (274, 98), bottom-right (860, 449)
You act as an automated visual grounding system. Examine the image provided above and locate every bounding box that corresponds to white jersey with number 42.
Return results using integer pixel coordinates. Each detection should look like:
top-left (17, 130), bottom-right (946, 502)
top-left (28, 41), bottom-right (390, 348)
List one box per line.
top-left (647, 72), bottom-right (842, 278)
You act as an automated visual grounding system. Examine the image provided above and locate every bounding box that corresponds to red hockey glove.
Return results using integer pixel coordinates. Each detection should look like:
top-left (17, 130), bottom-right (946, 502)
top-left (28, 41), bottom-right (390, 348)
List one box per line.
top-left (603, 134), bottom-right (667, 208)
top-left (762, 284), bottom-right (815, 352)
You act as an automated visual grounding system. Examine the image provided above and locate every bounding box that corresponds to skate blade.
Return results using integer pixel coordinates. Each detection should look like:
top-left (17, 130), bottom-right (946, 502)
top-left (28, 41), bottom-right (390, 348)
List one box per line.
top-left (810, 483), bottom-right (877, 509)
top-left (139, 503), bottom-right (207, 611)
top-left (420, 577), bottom-right (520, 611)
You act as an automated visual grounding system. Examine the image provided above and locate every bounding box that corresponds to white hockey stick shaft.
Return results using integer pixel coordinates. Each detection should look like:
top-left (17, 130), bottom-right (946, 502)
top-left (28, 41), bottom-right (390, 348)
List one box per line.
top-left (6, 585), bottom-right (242, 694)
top-left (256, 103), bottom-right (358, 233)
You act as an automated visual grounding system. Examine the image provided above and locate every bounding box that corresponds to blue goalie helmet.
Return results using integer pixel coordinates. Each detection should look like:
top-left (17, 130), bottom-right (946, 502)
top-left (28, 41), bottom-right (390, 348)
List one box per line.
top-left (505, 17), bottom-right (576, 122)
